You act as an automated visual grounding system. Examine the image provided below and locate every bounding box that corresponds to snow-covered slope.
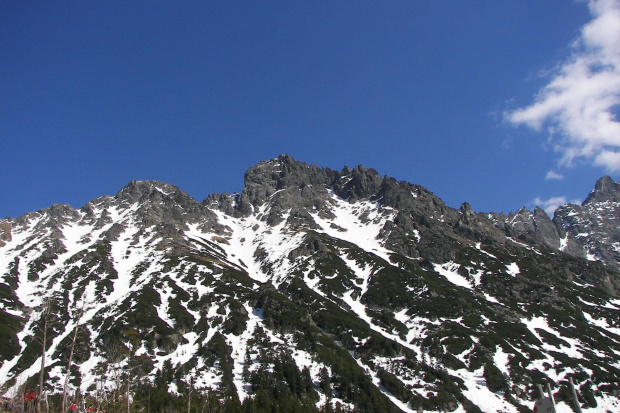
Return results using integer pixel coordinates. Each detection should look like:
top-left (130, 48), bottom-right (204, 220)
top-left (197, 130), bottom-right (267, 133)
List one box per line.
top-left (1, 155), bottom-right (620, 413)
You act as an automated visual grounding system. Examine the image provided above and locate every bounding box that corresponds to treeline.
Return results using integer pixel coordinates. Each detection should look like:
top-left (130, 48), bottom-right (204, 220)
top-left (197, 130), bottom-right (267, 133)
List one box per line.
top-left (4, 345), bottom-right (356, 413)
top-left (3, 382), bottom-right (355, 413)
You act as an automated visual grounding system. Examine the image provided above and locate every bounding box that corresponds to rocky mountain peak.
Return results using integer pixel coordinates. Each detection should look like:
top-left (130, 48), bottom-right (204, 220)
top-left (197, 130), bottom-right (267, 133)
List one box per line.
top-left (584, 175), bottom-right (620, 204)
top-left (111, 180), bottom-right (217, 230)
top-left (35, 204), bottom-right (82, 226)
top-left (332, 164), bottom-right (383, 201)
top-left (3, 159), bottom-right (620, 412)
top-left (114, 180), bottom-right (187, 204)
top-left (240, 155), bottom-right (336, 208)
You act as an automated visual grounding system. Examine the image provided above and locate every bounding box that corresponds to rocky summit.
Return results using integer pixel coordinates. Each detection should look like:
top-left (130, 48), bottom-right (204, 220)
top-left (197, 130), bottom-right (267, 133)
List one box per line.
top-left (1, 154), bottom-right (620, 412)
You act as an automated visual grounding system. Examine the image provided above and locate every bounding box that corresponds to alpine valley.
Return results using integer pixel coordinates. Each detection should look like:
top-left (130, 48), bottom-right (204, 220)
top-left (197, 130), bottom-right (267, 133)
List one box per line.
top-left (2, 155), bottom-right (620, 413)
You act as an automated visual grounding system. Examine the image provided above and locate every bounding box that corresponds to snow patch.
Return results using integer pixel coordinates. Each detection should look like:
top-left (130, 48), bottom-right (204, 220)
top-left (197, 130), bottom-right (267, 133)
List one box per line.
top-left (433, 262), bottom-right (472, 289)
top-left (506, 262), bottom-right (520, 277)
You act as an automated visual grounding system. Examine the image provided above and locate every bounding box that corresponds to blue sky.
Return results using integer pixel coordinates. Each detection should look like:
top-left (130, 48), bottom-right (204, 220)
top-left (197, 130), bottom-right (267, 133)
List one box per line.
top-left (2, 1), bottom-right (620, 218)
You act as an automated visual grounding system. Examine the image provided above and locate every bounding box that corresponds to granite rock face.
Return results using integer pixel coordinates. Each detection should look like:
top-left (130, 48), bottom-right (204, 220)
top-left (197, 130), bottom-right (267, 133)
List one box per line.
top-left (584, 175), bottom-right (620, 204)
top-left (480, 175), bottom-right (620, 276)
top-left (553, 178), bottom-right (620, 273)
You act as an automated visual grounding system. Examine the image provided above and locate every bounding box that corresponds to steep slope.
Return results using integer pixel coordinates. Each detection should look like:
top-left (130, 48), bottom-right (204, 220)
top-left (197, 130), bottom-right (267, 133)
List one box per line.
top-left (1, 155), bottom-right (620, 412)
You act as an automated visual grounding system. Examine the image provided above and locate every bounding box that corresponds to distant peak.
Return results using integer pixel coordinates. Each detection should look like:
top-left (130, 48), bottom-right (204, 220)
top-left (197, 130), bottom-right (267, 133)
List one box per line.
top-left (114, 180), bottom-right (187, 203)
top-left (124, 179), bottom-right (171, 188)
top-left (242, 155), bottom-right (337, 207)
top-left (40, 203), bottom-right (80, 221)
top-left (122, 179), bottom-right (175, 192)
top-left (260, 154), bottom-right (299, 167)
top-left (584, 176), bottom-right (620, 204)
top-left (516, 206), bottom-right (531, 215)
top-left (533, 206), bottom-right (549, 217)
top-left (275, 153), bottom-right (295, 163)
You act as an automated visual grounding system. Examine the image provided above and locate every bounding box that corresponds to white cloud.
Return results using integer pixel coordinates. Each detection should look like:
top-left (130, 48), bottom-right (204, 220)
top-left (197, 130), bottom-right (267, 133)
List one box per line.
top-left (506, 0), bottom-right (620, 172)
top-left (533, 196), bottom-right (582, 215)
top-left (545, 171), bottom-right (565, 180)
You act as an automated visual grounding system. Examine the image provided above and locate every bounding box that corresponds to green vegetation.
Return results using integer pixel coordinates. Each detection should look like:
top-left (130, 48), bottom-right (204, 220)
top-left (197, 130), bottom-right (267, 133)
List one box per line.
top-left (0, 309), bottom-right (22, 362)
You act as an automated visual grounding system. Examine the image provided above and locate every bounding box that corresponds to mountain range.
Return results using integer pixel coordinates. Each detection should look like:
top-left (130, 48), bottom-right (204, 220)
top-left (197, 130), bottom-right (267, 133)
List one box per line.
top-left (1, 154), bottom-right (620, 412)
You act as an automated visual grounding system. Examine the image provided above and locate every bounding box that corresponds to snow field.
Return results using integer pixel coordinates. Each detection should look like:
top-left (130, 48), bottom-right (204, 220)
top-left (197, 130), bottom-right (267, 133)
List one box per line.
top-left (433, 262), bottom-right (472, 289)
top-left (205, 206), bottom-right (308, 287)
top-left (448, 367), bottom-right (519, 413)
top-left (311, 192), bottom-right (397, 262)
top-left (521, 316), bottom-right (583, 360)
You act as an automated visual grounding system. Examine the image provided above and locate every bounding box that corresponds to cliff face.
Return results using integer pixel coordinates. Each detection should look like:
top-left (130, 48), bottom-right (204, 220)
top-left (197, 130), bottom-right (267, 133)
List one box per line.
top-left (1, 155), bottom-right (620, 412)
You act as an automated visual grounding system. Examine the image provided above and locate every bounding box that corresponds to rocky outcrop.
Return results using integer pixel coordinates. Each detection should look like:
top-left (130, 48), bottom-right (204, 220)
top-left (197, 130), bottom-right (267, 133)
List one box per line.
top-left (332, 165), bottom-right (383, 201)
top-left (0, 221), bottom-right (11, 247)
top-left (554, 181), bottom-right (620, 272)
top-left (583, 175), bottom-right (620, 204)
top-left (475, 175), bottom-right (620, 274)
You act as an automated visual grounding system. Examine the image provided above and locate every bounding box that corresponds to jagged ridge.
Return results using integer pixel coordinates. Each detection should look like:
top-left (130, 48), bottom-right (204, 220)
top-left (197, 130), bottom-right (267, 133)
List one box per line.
top-left (1, 155), bottom-right (620, 412)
